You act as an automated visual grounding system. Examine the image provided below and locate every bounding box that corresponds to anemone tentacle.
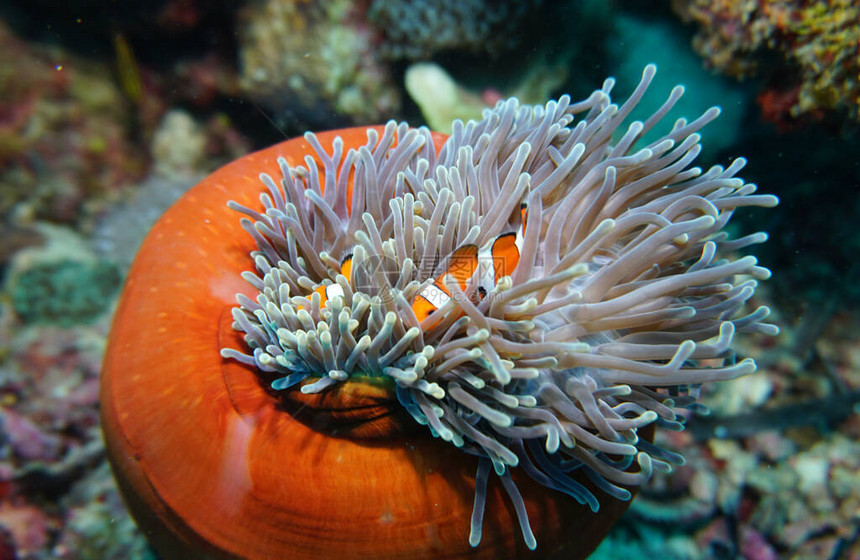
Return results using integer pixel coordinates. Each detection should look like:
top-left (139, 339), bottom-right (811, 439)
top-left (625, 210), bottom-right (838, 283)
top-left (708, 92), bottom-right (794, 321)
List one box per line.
top-left (221, 64), bottom-right (778, 550)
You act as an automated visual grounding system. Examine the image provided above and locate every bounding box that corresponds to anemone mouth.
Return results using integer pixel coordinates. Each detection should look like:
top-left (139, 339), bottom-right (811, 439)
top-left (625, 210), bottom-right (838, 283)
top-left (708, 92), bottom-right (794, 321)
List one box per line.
top-left (271, 376), bottom-right (418, 439)
top-left (220, 64), bottom-right (778, 550)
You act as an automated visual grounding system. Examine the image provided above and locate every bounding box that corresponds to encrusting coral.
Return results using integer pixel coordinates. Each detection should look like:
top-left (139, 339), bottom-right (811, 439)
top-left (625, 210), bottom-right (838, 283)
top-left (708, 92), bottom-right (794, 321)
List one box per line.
top-left (0, 20), bottom-right (146, 223)
top-left (238, 0), bottom-right (399, 127)
top-left (673, 0), bottom-right (860, 124)
top-left (6, 224), bottom-right (121, 325)
top-left (368, 0), bottom-right (545, 59)
top-left (102, 64), bottom-right (777, 559)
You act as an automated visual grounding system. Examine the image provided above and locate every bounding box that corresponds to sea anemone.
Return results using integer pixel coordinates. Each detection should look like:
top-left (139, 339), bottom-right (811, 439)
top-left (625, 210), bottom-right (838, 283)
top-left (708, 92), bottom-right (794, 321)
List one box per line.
top-left (101, 65), bottom-right (777, 559)
top-left (221, 63), bottom-right (778, 547)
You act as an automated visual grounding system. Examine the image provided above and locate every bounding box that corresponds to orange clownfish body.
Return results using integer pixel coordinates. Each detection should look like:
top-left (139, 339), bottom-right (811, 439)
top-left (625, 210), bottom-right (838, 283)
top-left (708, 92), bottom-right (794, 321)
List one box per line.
top-left (412, 223), bottom-right (526, 323)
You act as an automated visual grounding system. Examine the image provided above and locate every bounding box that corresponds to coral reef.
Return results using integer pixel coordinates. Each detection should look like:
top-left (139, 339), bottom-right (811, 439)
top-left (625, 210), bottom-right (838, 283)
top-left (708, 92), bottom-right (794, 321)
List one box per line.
top-left (368, 0), bottom-right (545, 59)
top-left (404, 62), bottom-right (568, 134)
top-left (779, 0), bottom-right (860, 121)
top-left (0, 225), bottom-right (44, 269)
top-left (52, 462), bottom-right (153, 559)
top-left (0, 302), bottom-right (147, 558)
top-left (150, 109), bottom-right (208, 178)
top-left (0, 21), bottom-right (147, 224)
top-left (751, 433), bottom-right (860, 557)
top-left (9, 259), bottom-right (120, 326)
top-left (404, 62), bottom-right (492, 133)
top-left (594, 300), bottom-right (860, 559)
top-left (673, 0), bottom-right (860, 124)
top-left (238, 0), bottom-right (400, 129)
top-left (4, 224), bottom-right (120, 326)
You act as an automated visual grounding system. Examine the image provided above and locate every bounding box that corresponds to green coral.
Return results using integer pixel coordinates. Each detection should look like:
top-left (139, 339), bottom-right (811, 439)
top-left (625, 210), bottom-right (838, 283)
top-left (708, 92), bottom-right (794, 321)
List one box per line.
top-left (10, 259), bottom-right (120, 326)
top-left (789, 0), bottom-right (860, 119)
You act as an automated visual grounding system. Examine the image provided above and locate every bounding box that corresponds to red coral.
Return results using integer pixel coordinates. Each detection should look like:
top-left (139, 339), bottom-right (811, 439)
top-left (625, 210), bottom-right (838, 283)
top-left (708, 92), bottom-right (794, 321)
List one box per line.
top-left (0, 501), bottom-right (50, 556)
top-left (757, 84), bottom-right (802, 131)
top-left (674, 0), bottom-right (860, 123)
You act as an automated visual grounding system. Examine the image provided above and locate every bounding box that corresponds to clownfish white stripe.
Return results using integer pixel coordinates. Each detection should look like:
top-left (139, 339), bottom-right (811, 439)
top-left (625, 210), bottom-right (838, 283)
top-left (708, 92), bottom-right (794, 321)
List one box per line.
top-left (477, 243), bottom-right (496, 296)
top-left (418, 283), bottom-right (452, 308)
top-left (325, 283), bottom-right (345, 301)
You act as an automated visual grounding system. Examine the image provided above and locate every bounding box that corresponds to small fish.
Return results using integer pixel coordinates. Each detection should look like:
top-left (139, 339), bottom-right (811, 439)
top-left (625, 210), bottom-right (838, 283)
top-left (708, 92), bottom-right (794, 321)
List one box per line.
top-left (113, 32), bottom-right (143, 105)
top-left (412, 223), bottom-right (525, 322)
top-left (312, 255), bottom-right (353, 304)
top-left (313, 206), bottom-right (527, 324)
top-left (412, 243), bottom-right (479, 321)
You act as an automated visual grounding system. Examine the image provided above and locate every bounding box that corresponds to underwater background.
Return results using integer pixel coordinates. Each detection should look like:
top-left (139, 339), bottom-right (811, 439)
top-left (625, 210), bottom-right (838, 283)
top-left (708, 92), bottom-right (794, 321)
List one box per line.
top-left (0, 0), bottom-right (858, 558)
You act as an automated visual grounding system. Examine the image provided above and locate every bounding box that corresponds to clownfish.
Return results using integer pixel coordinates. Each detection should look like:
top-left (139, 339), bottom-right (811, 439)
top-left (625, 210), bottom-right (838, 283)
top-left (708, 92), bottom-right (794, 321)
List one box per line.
top-left (311, 206), bottom-right (527, 324)
top-left (312, 255), bottom-right (353, 303)
top-left (411, 226), bottom-right (525, 322)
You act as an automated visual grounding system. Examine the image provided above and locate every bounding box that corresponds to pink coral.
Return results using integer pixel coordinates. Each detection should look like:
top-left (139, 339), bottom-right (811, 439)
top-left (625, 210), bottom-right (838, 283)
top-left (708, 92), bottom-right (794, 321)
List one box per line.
top-left (0, 501), bottom-right (50, 555)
